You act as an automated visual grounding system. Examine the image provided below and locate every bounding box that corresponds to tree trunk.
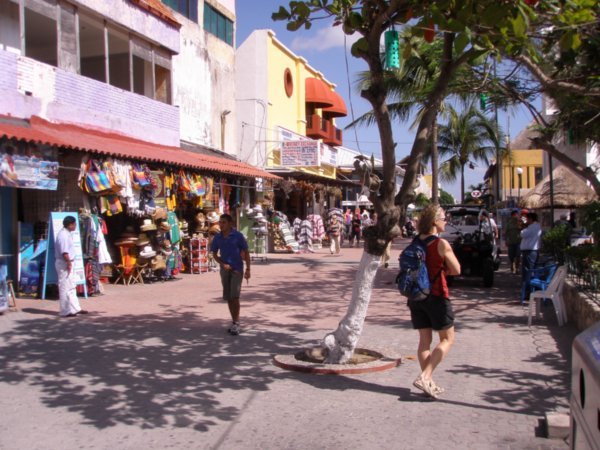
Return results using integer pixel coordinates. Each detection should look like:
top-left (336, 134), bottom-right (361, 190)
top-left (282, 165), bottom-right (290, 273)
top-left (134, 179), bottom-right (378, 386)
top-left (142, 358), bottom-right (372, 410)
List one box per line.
top-left (531, 137), bottom-right (600, 197)
top-left (461, 164), bottom-right (465, 203)
top-left (323, 252), bottom-right (381, 363)
top-left (431, 114), bottom-right (439, 204)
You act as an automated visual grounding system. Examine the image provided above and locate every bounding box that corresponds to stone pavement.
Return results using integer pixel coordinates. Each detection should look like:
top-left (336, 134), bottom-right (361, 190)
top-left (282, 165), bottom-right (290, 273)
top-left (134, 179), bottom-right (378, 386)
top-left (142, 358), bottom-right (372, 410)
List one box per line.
top-left (0, 241), bottom-right (579, 449)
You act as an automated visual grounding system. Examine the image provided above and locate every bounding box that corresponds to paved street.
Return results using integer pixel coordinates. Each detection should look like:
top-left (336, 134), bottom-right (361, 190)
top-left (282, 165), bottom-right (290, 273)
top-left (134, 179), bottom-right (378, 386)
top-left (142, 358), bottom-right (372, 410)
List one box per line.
top-left (0, 241), bottom-right (578, 449)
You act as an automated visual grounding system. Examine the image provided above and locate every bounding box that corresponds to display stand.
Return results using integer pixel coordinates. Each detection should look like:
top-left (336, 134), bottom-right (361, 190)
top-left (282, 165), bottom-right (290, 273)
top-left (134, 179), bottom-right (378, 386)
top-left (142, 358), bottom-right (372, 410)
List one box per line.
top-left (42, 212), bottom-right (88, 299)
top-left (251, 231), bottom-right (268, 263)
top-left (189, 237), bottom-right (208, 274)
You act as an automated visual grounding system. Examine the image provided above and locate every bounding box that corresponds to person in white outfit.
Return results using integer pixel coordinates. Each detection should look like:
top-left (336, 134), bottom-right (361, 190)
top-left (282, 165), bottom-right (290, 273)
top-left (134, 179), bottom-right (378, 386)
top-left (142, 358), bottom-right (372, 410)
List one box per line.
top-left (55, 216), bottom-right (87, 317)
top-left (328, 215), bottom-right (342, 255)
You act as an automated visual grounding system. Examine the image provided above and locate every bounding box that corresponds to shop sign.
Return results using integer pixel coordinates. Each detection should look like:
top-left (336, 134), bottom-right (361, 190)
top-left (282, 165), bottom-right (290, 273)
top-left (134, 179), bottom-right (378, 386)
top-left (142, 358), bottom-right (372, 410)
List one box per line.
top-left (0, 142), bottom-right (59, 190)
top-left (321, 144), bottom-right (338, 166)
top-left (281, 140), bottom-right (320, 167)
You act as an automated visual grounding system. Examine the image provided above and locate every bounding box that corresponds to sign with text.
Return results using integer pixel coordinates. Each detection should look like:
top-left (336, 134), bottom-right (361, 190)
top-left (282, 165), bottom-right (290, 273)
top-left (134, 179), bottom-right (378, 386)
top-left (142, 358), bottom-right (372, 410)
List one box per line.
top-left (0, 142), bottom-right (59, 190)
top-left (281, 140), bottom-right (320, 167)
top-left (321, 144), bottom-right (338, 166)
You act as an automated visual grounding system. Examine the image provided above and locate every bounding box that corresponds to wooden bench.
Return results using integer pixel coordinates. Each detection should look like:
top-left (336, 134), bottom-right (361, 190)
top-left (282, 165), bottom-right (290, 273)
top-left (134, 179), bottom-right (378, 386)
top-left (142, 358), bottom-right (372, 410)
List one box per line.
top-left (528, 266), bottom-right (567, 326)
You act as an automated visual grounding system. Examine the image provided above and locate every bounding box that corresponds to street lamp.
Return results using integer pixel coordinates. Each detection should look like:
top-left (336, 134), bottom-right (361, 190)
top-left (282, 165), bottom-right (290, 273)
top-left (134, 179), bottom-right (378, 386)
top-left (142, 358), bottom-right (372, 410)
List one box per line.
top-left (516, 167), bottom-right (523, 206)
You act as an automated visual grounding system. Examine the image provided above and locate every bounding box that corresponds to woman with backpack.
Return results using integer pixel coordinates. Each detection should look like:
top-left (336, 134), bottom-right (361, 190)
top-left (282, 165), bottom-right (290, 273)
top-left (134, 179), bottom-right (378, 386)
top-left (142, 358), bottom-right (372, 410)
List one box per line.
top-left (410, 205), bottom-right (460, 398)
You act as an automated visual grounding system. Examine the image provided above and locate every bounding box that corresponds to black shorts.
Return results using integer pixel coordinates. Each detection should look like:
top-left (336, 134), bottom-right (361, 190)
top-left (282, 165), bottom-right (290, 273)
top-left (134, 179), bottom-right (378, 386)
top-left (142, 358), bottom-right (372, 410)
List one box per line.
top-left (408, 295), bottom-right (455, 331)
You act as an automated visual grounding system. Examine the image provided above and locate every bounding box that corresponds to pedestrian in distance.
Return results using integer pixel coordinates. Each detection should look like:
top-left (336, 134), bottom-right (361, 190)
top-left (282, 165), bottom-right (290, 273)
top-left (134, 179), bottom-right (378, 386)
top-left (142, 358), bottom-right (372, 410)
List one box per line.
top-left (349, 213), bottom-right (362, 248)
top-left (504, 209), bottom-right (522, 274)
top-left (410, 205), bottom-right (461, 399)
top-left (210, 214), bottom-right (251, 335)
top-left (520, 211), bottom-right (542, 304)
top-left (328, 215), bottom-right (342, 255)
top-left (55, 216), bottom-right (88, 317)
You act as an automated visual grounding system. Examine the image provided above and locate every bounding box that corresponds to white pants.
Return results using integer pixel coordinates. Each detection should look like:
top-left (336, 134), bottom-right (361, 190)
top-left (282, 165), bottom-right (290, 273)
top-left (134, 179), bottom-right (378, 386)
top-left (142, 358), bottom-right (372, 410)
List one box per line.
top-left (329, 235), bottom-right (341, 254)
top-left (56, 260), bottom-right (81, 316)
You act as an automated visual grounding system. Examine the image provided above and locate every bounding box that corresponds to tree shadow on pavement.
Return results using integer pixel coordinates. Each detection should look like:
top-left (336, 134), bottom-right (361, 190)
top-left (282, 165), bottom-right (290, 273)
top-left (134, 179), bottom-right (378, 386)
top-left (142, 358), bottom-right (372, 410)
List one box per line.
top-left (0, 312), bottom-right (308, 432)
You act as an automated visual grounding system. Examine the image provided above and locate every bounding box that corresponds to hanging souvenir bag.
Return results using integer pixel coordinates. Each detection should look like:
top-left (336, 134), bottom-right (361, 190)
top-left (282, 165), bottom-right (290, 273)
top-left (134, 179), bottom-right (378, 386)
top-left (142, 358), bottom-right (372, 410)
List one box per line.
top-left (101, 160), bottom-right (124, 193)
top-left (195, 175), bottom-right (206, 196)
top-left (177, 170), bottom-right (192, 193)
top-left (84, 160), bottom-right (113, 195)
top-left (100, 194), bottom-right (123, 216)
top-left (132, 163), bottom-right (151, 189)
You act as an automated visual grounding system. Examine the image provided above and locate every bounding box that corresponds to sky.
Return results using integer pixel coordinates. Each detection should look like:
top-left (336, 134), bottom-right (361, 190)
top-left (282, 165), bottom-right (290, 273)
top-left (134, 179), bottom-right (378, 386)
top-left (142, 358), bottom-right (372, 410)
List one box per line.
top-left (234, 1), bottom-right (536, 201)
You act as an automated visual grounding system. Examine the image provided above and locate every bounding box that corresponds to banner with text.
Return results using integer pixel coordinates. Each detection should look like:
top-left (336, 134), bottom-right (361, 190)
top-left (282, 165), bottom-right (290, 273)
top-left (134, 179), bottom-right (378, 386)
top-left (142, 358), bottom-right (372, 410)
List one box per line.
top-left (281, 140), bottom-right (320, 167)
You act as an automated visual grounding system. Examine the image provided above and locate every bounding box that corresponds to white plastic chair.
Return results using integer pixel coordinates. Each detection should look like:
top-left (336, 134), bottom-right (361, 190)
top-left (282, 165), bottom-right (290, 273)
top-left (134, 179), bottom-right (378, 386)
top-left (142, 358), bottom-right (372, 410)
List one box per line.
top-left (528, 266), bottom-right (567, 327)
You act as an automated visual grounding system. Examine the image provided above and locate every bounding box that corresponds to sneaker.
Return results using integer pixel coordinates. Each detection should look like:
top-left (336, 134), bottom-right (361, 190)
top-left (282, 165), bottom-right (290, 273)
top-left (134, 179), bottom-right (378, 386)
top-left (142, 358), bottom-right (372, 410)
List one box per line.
top-left (228, 322), bottom-right (241, 335)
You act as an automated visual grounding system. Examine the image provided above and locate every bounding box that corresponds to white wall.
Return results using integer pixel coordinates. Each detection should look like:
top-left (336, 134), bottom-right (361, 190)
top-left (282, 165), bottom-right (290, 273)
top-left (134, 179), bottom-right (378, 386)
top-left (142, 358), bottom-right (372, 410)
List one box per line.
top-left (72, 0), bottom-right (179, 52)
top-left (235, 30), bottom-right (268, 166)
top-left (0, 49), bottom-right (180, 145)
top-left (172, 5), bottom-right (236, 154)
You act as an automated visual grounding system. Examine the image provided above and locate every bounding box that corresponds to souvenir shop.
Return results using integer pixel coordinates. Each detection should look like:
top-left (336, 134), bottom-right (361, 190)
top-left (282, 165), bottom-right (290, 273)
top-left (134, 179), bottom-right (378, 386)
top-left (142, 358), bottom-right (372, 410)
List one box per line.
top-left (0, 123), bottom-right (277, 302)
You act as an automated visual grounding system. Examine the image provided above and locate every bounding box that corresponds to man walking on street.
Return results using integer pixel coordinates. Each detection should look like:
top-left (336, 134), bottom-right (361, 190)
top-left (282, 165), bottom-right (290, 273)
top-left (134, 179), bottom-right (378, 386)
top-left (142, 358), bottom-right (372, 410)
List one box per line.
top-left (55, 216), bottom-right (88, 317)
top-left (211, 214), bottom-right (251, 335)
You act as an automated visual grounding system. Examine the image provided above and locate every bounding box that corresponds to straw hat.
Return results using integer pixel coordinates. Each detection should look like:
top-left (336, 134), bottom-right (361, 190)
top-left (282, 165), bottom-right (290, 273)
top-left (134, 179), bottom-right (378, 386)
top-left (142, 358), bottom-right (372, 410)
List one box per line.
top-left (253, 205), bottom-right (263, 213)
top-left (159, 221), bottom-right (171, 232)
top-left (136, 233), bottom-right (150, 246)
top-left (119, 226), bottom-right (137, 239)
top-left (152, 207), bottom-right (167, 221)
top-left (139, 245), bottom-right (156, 259)
top-left (114, 237), bottom-right (137, 246)
top-left (206, 211), bottom-right (220, 224)
top-left (150, 255), bottom-right (166, 270)
top-left (140, 219), bottom-right (157, 231)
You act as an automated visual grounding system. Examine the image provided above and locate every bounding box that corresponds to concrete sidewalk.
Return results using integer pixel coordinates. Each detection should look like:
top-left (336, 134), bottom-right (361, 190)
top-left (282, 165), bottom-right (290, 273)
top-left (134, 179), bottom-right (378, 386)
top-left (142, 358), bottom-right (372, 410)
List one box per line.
top-left (0, 242), bottom-right (577, 449)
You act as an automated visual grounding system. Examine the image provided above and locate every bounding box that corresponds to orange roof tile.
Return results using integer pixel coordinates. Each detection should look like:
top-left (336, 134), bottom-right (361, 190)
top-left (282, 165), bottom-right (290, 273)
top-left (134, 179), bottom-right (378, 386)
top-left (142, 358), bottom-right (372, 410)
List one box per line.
top-left (129, 0), bottom-right (181, 28)
top-left (0, 116), bottom-right (279, 180)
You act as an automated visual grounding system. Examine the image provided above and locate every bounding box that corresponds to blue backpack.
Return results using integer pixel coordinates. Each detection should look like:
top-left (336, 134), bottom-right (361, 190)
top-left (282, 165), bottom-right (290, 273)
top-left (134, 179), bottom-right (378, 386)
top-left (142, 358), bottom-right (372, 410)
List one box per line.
top-left (396, 236), bottom-right (440, 301)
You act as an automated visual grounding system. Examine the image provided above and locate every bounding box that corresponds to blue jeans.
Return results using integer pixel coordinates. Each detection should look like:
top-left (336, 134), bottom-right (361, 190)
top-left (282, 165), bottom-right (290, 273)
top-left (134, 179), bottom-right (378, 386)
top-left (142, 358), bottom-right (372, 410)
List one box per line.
top-left (521, 250), bottom-right (539, 303)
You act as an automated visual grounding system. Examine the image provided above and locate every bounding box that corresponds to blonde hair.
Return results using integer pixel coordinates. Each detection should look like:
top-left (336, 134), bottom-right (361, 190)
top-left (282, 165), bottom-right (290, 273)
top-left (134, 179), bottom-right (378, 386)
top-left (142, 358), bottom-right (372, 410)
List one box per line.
top-left (417, 204), bottom-right (443, 235)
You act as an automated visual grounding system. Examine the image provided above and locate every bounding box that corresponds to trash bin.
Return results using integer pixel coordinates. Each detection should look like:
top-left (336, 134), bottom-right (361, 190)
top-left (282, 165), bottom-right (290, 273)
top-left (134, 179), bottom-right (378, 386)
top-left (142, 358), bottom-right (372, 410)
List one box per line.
top-left (570, 321), bottom-right (600, 449)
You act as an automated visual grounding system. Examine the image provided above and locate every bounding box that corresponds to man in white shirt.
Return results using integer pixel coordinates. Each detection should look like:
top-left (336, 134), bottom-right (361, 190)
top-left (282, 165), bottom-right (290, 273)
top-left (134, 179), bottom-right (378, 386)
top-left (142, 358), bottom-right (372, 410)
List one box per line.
top-left (55, 216), bottom-right (87, 317)
top-left (519, 212), bottom-right (542, 303)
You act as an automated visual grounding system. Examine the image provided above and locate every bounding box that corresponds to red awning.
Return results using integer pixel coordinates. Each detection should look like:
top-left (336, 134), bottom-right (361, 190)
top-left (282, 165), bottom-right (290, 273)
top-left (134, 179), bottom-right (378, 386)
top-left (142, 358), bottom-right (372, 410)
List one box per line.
top-left (323, 90), bottom-right (347, 118)
top-left (0, 116), bottom-right (279, 180)
top-left (305, 78), bottom-right (334, 108)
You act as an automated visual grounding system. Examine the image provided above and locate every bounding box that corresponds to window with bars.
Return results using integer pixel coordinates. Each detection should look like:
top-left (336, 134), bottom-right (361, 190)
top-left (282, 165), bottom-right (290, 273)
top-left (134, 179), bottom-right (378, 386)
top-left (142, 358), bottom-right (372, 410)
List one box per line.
top-left (203, 4), bottom-right (233, 46)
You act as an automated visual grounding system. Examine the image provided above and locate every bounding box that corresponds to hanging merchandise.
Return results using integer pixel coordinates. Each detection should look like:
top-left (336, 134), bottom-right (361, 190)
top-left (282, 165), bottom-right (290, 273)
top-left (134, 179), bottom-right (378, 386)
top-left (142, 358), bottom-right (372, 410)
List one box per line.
top-left (131, 163), bottom-right (152, 189)
top-left (384, 29), bottom-right (400, 69)
top-left (164, 170), bottom-right (177, 211)
top-left (80, 159), bottom-right (117, 195)
top-left (99, 194), bottom-right (123, 216)
top-left (194, 175), bottom-right (206, 196)
top-left (177, 169), bottom-right (192, 193)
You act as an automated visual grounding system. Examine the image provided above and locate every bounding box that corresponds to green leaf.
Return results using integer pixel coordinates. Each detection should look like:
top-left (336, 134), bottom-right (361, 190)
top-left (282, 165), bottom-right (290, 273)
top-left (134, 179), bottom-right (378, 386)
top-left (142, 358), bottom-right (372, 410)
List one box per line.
top-left (271, 6), bottom-right (290, 21)
top-left (559, 30), bottom-right (581, 52)
top-left (350, 37), bottom-right (368, 58)
top-left (510, 14), bottom-right (526, 38)
top-left (287, 21), bottom-right (302, 32)
top-left (454, 33), bottom-right (469, 55)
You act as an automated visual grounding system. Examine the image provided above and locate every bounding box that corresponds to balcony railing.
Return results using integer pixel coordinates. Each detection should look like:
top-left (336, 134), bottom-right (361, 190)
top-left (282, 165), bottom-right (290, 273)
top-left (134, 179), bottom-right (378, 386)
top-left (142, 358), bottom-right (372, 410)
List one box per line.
top-left (324, 126), bottom-right (342, 146)
top-left (306, 113), bottom-right (330, 140)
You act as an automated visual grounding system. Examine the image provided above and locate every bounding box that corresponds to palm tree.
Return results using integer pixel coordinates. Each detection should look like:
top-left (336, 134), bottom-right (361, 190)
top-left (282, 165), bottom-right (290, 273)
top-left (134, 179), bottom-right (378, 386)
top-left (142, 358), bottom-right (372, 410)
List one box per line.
top-left (436, 103), bottom-right (503, 203)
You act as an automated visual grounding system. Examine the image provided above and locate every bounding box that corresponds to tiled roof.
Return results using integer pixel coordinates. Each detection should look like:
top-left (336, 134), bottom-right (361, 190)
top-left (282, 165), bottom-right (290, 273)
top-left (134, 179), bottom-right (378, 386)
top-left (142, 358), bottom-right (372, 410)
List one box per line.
top-left (0, 116), bottom-right (279, 180)
top-left (129, 0), bottom-right (181, 28)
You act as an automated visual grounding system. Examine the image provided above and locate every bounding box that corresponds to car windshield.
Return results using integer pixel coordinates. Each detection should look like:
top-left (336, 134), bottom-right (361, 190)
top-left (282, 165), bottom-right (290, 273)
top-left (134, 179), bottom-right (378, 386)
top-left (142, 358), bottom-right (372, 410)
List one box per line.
top-left (447, 209), bottom-right (480, 228)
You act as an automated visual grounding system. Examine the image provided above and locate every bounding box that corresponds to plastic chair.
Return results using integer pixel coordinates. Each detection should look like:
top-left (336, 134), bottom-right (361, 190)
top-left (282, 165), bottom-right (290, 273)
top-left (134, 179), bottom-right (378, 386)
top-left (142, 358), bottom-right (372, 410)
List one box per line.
top-left (528, 266), bottom-right (567, 326)
top-left (529, 263), bottom-right (559, 292)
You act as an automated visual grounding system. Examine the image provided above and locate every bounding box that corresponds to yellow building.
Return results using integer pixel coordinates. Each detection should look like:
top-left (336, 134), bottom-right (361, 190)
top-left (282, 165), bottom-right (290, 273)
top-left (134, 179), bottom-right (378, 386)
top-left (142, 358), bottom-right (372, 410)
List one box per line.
top-left (501, 126), bottom-right (544, 203)
top-left (236, 29), bottom-right (347, 181)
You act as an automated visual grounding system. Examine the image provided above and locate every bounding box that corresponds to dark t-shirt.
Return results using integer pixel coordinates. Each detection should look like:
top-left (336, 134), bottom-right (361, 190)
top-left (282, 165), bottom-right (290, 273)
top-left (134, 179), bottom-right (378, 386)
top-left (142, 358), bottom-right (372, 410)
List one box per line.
top-left (351, 219), bottom-right (361, 233)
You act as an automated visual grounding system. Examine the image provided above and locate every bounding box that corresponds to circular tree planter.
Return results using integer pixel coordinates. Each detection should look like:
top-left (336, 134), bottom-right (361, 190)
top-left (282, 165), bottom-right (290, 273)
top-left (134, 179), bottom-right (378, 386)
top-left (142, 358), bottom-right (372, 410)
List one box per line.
top-left (273, 347), bottom-right (401, 375)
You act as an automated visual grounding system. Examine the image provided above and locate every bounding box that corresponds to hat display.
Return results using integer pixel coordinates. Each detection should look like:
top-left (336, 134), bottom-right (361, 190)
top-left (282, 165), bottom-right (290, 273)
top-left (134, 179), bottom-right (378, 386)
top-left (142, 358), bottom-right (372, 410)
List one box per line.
top-left (206, 211), bottom-right (220, 224)
top-left (114, 237), bottom-right (137, 246)
top-left (139, 245), bottom-right (157, 259)
top-left (140, 218), bottom-right (157, 231)
top-left (159, 221), bottom-right (171, 231)
top-left (253, 205), bottom-right (263, 213)
top-left (152, 207), bottom-right (167, 221)
top-left (136, 233), bottom-right (150, 246)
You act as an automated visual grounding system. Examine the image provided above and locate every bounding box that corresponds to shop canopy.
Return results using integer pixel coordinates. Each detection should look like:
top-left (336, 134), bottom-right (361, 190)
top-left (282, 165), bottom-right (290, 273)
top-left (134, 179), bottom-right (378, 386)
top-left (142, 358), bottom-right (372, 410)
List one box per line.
top-left (0, 116), bottom-right (279, 180)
